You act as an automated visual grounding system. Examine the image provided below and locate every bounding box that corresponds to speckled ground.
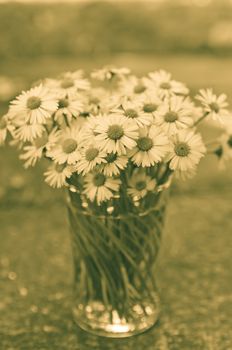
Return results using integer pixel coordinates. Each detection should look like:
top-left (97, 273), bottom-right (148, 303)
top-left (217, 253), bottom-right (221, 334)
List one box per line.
top-left (0, 147), bottom-right (232, 350)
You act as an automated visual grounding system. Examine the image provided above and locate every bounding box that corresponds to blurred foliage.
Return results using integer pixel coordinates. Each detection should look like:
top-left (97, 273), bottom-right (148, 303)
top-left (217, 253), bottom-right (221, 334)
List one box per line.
top-left (1, 1), bottom-right (232, 59)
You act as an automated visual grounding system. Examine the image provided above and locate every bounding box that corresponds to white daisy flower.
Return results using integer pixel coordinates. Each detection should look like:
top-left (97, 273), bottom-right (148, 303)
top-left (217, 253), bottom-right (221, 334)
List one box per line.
top-left (83, 172), bottom-right (121, 204)
top-left (118, 76), bottom-right (148, 97)
top-left (44, 163), bottom-right (74, 188)
top-left (117, 100), bottom-right (153, 127)
top-left (47, 127), bottom-right (81, 165)
top-left (196, 89), bottom-right (230, 123)
top-left (139, 92), bottom-right (164, 119)
top-left (9, 108), bottom-right (28, 129)
top-left (168, 130), bottom-right (206, 172)
top-left (128, 171), bottom-right (156, 200)
top-left (19, 129), bottom-right (59, 168)
top-left (20, 146), bottom-right (42, 168)
top-left (0, 114), bottom-right (15, 145)
top-left (147, 70), bottom-right (189, 98)
top-left (81, 88), bottom-right (121, 116)
top-left (54, 94), bottom-right (83, 125)
top-left (45, 70), bottom-right (90, 96)
top-left (76, 144), bottom-right (106, 175)
top-left (96, 93), bottom-right (123, 115)
top-left (79, 114), bottom-right (104, 143)
top-left (9, 84), bottom-right (58, 124)
top-left (84, 88), bottom-right (107, 115)
top-left (95, 114), bottom-right (139, 155)
top-left (13, 122), bottom-right (45, 142)
top-left (91, 66), bottom-right (130, 81)
top-left (129, 125), bottom-right (170, 167)
top-left (20, 135), bottom-right (47, 168)
top-left (101, 152), bottom-right (128, 176)
top-left (155, 96), bottom-right (194, 135)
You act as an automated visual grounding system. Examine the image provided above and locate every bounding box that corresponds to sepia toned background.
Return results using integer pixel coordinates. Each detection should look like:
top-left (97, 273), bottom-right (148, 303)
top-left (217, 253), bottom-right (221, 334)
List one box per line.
top-left (0, 0), bottom-right (232, 349)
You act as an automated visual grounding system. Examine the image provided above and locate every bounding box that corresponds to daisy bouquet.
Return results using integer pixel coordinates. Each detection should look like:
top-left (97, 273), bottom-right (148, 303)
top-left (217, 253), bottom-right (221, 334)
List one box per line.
top-left (1, 67), bottom-right (231, 337)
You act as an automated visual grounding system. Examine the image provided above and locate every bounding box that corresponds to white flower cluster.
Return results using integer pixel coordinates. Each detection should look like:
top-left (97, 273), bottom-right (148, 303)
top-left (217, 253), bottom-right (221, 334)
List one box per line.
top-left (1, 67), bottom-right (231, 205)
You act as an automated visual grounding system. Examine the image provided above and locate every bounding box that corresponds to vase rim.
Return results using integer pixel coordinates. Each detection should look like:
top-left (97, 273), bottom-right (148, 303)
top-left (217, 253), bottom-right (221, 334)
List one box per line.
top-left (66, 174), bottom-right (172, 220)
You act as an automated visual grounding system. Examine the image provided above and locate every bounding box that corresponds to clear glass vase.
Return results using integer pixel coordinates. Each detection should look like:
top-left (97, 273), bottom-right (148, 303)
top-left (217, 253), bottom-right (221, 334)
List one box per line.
top-left (67, 181), bottom-right (171, 338)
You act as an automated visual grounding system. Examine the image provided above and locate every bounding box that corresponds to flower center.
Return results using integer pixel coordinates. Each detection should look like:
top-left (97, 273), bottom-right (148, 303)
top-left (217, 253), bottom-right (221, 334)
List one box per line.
top-left (55, 163), bottom-right (66, 173)
top-left (164, 111), bottom-right (178, 123)
top-left (143, 103), bottom-right (157, 113)
top-left (62, 138), bottom-right (77, 153)
top-left (107, 124), bottom-right (124, 140)
top-left (124, 109), bottom-right (138, 118)
top-left (137, 137), bottom-right (153, 151)
top-left (34, 133), bottom-right (48, 148)
top-left (227, 135), bottom-right (232, 148)
top-left (209, 102), bottom-right (220, 113)
top-left (27, 96), bottom-right (41, 110)
top-left (61, 78), bottom-right (74, 89)
top-left (215, 146), bottom-right (223, 158)
top-left (135, 180), bottom-right (147, 191)
top-left (93, 173), bottom-right (106, 187)
top-left (134, 84), bottom-right (146, 94)
top-left (0, 117), bottom-right (7, 129)
top-left (174, 142), bottom-right (190, 157)
top-left (58, 98), bottom-right (69, 108)
top-left (160, 82), bottom-right (171, 90)
top-left (105, 152), bottom-right (117, 163)
top-left (85, 147), bottom-right (99, 161)
top-left (80, 112), bottom-right (90, 118)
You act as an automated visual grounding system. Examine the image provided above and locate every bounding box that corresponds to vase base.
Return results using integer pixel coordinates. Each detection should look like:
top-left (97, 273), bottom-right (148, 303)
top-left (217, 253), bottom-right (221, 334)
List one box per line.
top-left (73, 297), bottom-right (160, 338)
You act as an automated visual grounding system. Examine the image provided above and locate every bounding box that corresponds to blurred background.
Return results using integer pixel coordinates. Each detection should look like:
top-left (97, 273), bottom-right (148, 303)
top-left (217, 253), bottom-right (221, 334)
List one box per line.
top-left (1, 0), bottom-right (232, 100)
top-left (0, 1), bottom-right (232, 349)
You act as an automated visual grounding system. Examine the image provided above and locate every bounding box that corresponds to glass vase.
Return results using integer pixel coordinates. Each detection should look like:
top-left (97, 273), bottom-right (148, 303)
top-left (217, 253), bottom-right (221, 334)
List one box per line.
top-left (67, 181), bottom-right (171, 338)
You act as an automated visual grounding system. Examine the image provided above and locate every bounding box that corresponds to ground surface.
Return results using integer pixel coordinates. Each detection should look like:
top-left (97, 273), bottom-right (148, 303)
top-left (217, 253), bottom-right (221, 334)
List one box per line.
top-left (0, 55), bottom-right (232, 349)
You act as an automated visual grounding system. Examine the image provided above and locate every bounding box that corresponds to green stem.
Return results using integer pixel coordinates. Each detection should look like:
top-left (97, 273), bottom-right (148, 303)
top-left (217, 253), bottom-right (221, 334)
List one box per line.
top-left (68, 187), bottom-right (168, 321)
top-left (193, 111), bottom-right (209, 127)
